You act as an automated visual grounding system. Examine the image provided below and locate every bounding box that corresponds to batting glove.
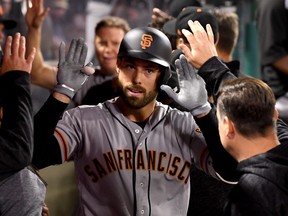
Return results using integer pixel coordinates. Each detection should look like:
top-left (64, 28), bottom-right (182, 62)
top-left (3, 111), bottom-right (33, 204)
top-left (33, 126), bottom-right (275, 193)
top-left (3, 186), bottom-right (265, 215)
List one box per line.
top-left (160, 54), bottom-right (211, 116)
top-left (54, 38), bottom-right (94, 99)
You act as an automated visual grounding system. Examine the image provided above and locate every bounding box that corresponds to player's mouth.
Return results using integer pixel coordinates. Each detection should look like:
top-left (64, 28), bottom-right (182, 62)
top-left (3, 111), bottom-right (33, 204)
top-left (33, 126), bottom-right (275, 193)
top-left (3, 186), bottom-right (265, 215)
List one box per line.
top-left (103, 56), bottom-right (116, 64)
top-left (127, 87), bottom-right (144, 97)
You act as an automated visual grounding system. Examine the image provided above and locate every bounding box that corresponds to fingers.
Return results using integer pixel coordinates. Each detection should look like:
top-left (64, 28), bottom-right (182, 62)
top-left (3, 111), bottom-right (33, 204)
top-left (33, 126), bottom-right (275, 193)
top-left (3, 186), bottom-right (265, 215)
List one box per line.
top-left (179, 54), bottom-right (193, 79)
top-left (79, 40), bottom-right (88, 64)
top-left (26, 0), bottom-right (30, 10)
top-left (66, 38), bottom-right (77, 62)
top-left (81, 62), bottom-right (94, 75)
top-left (206, 24), bottom-right (214, 44)
top-left (59, 38), bottom-right (89, 66)
top-left (1, 33), bottom-right (35, 74)
top-left (3, 33), bottom-right (26, 58)
top-left (175, 58), bottom-right (186, 82)
top-left (12, 33), bottom-right (20, 57)
top-left (3, 36), bottom-right (12, 58)
top-left (73, 38), bottom-right (83, 63)
top-left (58, 41), bottom-right (66, 65)
top-left (19, 36), bottom-right (26, 59)
top-left (152, 8), bottom-right (169, 20)
top-left (181, 28), bottom-right (194, 45)
top-left (160, 84), bottom-right (177, 98)
top-left (178, 42), bottom-right (191, 61)
top-left (69, 38), bottom-right (87, 65)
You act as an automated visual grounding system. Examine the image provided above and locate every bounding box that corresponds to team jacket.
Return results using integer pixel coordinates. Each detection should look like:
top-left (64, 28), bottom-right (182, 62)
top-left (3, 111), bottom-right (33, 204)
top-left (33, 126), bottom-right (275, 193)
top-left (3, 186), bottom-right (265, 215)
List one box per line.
top-left (198, 56), bottom-right (288, 155)
top-left (0, 71), bottom-right (46, 215)
top-left (34, 97), bottom-right (220, 216)
top-left (0, 71), bottom-right (33, 182)
top-left (223, 140), bottom-right (288, 216)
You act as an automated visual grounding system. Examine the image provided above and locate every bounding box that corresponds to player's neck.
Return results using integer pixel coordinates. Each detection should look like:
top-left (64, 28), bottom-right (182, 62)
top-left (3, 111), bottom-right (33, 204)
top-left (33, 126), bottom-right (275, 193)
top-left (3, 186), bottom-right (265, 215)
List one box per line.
top-left (216, 49), bottom-right (232, 62)
top-left (116, 98), bottom-right (156, 122)
top-left (233, 131), bottom-right (279, 162)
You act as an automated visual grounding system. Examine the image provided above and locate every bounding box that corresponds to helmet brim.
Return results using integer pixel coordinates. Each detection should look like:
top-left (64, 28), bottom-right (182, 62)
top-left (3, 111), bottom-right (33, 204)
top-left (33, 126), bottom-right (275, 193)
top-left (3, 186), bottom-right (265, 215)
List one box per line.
top-left (118, 50), bottom-right (170, 69)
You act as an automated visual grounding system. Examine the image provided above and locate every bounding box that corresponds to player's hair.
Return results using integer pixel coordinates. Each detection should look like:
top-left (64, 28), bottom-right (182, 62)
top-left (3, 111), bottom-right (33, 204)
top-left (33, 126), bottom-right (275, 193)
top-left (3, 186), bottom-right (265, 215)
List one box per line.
top-left (212, 9), bottom-right (239, 56)
top-left (217, 77), bottom-right (276, 137)
top-left (95, 16), bottom-right (131, 35)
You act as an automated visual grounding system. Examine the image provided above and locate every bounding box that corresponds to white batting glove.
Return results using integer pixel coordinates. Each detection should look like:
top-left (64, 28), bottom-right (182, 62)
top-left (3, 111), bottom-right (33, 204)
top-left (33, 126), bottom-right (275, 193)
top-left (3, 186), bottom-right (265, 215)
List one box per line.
top-left (160, 54), bottom-right (211, 116)
top-left (54, 38), bottom-right (95, 98)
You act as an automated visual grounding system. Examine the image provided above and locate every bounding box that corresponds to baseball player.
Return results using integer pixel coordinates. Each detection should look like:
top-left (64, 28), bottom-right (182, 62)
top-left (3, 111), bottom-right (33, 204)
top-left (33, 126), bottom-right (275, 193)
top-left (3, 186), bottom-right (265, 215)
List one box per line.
top-left (33, 26), bottom-right (230, 216)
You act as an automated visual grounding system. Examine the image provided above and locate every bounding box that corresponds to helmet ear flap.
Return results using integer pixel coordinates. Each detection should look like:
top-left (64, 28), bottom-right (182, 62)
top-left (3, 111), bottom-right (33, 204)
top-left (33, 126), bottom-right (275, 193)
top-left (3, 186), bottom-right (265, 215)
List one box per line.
top-left (161, 67), bottom-right (172, 85)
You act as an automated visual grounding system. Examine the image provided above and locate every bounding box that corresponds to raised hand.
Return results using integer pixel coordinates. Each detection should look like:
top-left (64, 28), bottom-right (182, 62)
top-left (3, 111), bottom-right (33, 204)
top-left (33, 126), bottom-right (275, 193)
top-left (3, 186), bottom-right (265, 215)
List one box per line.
top-left (151, 8), bottom-right (173, 23)
top-left (25, 0), bottom-right (49, 29)
top-left (179, 20), bottom-right (218, 69)
top-left (1, 33), bottom-right (36, 75)
top-left (54, 38), bottom-right (94, 98)
top-left (160, 54), bottom-right (211, 116)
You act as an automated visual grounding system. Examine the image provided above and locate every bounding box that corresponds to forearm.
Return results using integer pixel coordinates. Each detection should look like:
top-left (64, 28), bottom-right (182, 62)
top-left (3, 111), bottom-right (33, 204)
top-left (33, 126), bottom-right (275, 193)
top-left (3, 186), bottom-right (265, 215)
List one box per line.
top-left (0, 71), bottom-right (33, 171)
top-left (273, 56), bottom-right (288, 75)
top-left (26, 27), bottom-right (56, 89)
top-left (33, 94), bottom-right (69, 169)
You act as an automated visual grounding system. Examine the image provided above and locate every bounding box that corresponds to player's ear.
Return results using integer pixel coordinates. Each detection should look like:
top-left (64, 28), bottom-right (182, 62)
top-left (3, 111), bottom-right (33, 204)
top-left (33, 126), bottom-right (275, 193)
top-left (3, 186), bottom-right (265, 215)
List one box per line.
top-left (214, 32), bottom-right (220, 46)
top-left (176, 38), bottom-right (184, 49)
top-left (116, 58), bottom-right (121, 73)
top-left (273, 108), bottom-right (279, 120)
top-left (224, 116), bottom-right (235, 139)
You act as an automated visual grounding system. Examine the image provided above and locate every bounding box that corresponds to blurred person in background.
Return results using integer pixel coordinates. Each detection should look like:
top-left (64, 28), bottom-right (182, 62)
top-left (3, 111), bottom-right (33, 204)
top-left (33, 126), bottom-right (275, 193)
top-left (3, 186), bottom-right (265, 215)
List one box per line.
top-left (25, 0), bottom-right (130, 107)
top-left (256, 0), bottom-right (288, 124)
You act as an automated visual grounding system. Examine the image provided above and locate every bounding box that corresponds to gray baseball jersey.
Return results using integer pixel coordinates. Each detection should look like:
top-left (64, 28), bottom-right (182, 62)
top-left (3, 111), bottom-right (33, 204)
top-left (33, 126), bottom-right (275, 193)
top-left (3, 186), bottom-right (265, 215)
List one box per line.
top-left (54, 98), bottom-right (216, 216)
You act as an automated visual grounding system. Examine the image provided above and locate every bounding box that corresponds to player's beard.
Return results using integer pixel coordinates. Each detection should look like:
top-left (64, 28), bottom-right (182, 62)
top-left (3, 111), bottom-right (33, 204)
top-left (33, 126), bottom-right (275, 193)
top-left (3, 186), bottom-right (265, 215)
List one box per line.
top-left (117, 82), bottom-right (158, 109)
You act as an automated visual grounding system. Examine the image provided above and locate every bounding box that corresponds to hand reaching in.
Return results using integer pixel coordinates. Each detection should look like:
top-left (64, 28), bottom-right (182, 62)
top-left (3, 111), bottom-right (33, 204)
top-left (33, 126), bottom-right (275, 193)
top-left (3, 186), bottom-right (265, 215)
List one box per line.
top-left (160, 54), bottom-right (211, 116)
top-left (179, 20), bottom-right (218, 69)
top-left (1, 33), bottom-right (36, 75)
top-left (25, 0), bottom-right (49, 29)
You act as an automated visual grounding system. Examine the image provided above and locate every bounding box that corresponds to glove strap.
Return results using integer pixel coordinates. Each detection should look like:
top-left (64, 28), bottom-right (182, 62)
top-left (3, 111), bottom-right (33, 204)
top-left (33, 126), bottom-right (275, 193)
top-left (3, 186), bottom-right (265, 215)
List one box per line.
top-left (54, 84), bottom-right (75, 99)
top-left (191, 102), bottom-right (211, 116)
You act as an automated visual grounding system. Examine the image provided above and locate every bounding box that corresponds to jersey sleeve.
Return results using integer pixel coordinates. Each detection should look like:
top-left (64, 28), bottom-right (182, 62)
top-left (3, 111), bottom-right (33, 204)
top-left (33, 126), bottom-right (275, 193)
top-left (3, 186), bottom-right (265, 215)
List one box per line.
top-left (54, 108), bottom-right (84, 162)
top-left (173, 111), bottom-right (218, 178)
top-left (190, 129), bottom-right (217, 178)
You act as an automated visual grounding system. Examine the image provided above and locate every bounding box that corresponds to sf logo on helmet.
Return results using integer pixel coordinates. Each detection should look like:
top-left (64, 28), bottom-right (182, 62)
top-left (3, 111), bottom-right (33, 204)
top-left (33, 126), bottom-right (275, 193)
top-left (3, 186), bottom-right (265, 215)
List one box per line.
top-left (140, 34), bottom-right (153, 49)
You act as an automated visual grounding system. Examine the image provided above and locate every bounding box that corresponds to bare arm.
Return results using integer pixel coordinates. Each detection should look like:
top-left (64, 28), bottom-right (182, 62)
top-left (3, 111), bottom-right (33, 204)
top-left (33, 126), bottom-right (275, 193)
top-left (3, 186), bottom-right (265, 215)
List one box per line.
top-left (25, 0), bottom-right (57, 89)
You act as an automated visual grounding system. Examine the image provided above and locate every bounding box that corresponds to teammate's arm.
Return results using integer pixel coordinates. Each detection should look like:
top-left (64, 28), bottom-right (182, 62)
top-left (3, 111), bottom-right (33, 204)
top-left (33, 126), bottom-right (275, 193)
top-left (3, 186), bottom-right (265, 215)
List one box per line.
top-left (0, 33), bottom-right (36, 176)
top-left (180, 20), bottom-right (288, 181)
top-left (33, 94), bottom-right (67, 169)
top-left (25, 0), bottom-right (57, 89)
top-left (33, 37), bottom-right (94, 169)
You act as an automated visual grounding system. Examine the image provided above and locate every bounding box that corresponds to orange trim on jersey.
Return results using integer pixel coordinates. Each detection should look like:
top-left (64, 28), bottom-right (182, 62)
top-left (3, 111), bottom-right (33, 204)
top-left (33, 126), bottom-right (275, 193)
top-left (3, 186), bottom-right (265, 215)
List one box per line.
top-left (55, 129), bottom-right (68, 161)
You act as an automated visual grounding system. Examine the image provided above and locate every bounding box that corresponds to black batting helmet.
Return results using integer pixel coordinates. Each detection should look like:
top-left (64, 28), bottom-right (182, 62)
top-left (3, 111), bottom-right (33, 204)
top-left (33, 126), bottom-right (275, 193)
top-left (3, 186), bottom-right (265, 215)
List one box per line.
top-left (118, 27), bottom-right (172, 84)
